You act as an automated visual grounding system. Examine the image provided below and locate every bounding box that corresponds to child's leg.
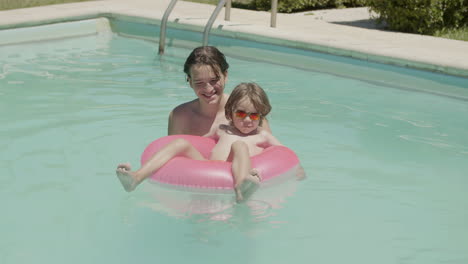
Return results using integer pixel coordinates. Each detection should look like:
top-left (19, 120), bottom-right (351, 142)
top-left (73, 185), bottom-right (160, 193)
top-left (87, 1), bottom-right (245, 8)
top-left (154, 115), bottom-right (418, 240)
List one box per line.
top-left (116, 138), bottom-right (205, 192)
top-left (229, 141), bottom-right (261, 202)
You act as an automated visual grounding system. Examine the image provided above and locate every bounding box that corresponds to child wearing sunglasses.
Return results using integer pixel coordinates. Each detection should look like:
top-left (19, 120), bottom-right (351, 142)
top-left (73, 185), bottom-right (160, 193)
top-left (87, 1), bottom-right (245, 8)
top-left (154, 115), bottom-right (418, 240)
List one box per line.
top-left (117, 82), bottom-right (282, 202)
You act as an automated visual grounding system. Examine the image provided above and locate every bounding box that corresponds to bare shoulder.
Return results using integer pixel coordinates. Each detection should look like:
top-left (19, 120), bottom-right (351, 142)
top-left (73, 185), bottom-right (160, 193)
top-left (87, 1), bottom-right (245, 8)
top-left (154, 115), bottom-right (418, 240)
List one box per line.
top-left (258, 127), bottom-right (282, 146)
top-left (261, 118), bottom-right (272, 133)
top-left (258, 127), bottom-right (273, 137)
top-left (172, 99), bottom-right (197, 117)
top-left (168, 100), bottom-right (197, 135)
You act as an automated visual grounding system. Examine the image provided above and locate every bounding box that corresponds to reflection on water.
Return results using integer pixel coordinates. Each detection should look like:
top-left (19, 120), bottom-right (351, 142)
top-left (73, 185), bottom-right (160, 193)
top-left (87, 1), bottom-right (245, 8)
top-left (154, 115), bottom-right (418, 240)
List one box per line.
top-left (137, 168), bottom-right (302, 227)
top-left (130, 168), bottom-right (303, 243)
top-left (2, 24), bottom-right (468, 264)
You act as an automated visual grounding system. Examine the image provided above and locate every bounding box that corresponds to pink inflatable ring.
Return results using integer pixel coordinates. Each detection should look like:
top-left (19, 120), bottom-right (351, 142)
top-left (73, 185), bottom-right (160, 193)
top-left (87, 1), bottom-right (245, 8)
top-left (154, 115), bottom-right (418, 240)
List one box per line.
top-left (141, 135), bottom-right (300, 190)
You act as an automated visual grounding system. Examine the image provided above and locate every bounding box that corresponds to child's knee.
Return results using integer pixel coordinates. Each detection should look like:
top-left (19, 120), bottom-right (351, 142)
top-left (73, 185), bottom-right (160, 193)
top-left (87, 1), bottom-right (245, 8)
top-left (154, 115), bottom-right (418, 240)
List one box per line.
top-left (172, 138), bottom-right (191, 150)
top-left (231, 140), bottom-right (248, 152)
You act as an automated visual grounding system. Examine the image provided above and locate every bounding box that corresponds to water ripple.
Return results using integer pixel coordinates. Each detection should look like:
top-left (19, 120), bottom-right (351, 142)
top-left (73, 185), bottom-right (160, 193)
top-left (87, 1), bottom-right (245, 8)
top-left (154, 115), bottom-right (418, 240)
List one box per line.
top-left (392, 115), bottom-right (434, 128)
top-left (399, 135), bottom-right (468, 154)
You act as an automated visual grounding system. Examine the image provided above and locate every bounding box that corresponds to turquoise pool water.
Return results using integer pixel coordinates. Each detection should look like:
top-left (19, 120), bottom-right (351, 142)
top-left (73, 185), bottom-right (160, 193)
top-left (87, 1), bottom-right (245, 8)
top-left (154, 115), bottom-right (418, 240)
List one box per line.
top-left (1, 20), bottom-right (468, 264)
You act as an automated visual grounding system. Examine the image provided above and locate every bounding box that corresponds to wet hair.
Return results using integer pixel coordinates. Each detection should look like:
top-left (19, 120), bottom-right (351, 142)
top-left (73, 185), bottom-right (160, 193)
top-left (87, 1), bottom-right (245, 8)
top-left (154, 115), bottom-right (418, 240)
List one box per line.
top-left (225, 82), bottom-right (271, 125)
top-left (183, 46), bottom-right (229, 79)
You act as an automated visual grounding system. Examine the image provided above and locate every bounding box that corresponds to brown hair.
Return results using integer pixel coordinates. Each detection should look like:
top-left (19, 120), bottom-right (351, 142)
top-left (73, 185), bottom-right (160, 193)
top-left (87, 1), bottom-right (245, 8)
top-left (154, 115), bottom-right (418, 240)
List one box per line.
top-left (225, 82), bottom-right (271, 125)
top-left (183, 46), bottom-right (229, 79)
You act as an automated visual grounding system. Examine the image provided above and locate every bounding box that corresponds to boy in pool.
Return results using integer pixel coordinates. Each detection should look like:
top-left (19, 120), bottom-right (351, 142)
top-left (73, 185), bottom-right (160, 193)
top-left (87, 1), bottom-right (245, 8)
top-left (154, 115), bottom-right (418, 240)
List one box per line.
top-left (116, 82), bottom-right (282, 202)
top-left (169, 46), bottom-right (272, 136)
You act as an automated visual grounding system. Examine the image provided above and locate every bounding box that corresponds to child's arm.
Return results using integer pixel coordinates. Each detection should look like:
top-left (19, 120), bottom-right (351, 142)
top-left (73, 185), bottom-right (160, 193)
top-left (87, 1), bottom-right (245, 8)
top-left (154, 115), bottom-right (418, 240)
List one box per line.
top-left (203, 125), bottom-right (221, 140)
top-left (265, 132), bottom-right (282, 146)
top-left (257, 130), bottom-right (282, 148)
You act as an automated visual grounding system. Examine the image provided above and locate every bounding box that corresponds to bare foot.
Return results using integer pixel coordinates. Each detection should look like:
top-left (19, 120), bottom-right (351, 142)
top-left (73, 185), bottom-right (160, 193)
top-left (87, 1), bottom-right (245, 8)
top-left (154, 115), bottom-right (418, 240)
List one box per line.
top-left (295, 165), bottom-right (306, 181)
top-left (235, 170), bottom-right (262, 203)
top-left (250, 168), bottom-right (262, 181)
top-left (116, 163), bottom-right (138, 192)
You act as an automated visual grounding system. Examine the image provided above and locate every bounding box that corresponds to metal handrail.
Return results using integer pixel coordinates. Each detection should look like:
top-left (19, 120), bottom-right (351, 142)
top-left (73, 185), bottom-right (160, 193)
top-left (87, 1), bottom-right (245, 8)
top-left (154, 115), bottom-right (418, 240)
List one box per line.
top-left (159, 0), bottom-right (278, 54)
top-left (159, 0), bottom-right (178, 55)
top-left (271, 0), bottom-right (278, 27)
top-left (225, 0), bottom-right (231, 21)
top-left (202, 0), bottom-right (227, 46)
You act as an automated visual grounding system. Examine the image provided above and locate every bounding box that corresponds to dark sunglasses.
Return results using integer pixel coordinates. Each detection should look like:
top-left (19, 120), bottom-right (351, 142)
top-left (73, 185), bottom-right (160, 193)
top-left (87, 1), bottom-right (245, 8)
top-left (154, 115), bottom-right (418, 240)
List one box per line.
top-left (234, 110), bottom-right (261, 121)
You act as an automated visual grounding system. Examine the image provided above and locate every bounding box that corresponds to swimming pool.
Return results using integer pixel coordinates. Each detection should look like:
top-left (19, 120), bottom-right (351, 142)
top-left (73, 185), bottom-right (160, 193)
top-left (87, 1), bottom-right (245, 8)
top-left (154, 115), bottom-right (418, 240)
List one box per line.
top-left (1, 18), bottom-right (467, 264)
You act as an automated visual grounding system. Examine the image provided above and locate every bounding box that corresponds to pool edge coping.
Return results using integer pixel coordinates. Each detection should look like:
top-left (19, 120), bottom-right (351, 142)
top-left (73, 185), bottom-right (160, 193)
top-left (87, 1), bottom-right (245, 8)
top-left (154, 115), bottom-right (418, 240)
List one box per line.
top-left (0, 9), bottom-right (468, 78)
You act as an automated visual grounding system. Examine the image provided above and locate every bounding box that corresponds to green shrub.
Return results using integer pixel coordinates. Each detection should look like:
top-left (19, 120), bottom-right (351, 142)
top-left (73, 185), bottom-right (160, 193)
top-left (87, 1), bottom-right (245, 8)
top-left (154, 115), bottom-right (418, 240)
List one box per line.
top-left (243, 0), bottom-right (366, 13)
top-left (367, 0), bottom-right (468, 34)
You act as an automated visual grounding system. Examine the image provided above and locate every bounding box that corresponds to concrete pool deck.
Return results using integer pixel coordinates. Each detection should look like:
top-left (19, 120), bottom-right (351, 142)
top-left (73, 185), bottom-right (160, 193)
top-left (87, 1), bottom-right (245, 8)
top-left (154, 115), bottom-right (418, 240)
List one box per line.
top-left (1, 0), bottom-right (468, 77)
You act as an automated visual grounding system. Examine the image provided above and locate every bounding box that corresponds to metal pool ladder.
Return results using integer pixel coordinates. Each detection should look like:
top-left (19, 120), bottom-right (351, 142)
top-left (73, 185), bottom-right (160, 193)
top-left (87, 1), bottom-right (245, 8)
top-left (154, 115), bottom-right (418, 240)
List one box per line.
top-left (158, 0), bottom-right (278, 55)
top-left (158, 0), bottom-right (178, 55)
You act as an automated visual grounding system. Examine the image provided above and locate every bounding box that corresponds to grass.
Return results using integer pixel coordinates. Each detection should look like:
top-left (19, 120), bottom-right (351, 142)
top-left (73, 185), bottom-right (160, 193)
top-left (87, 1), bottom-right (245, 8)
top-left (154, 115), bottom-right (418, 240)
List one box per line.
top-left (434, 27), bottom-right (468, 42)
top-left (184, 0), bottom-right (218, 4)
top-left (0, 0), bottom-right (93, 10)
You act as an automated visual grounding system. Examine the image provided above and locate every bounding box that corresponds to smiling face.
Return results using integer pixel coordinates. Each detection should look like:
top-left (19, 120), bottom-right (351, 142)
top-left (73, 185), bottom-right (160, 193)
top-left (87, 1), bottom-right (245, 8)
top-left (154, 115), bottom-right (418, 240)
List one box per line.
top-left (231, 96), bottom-right (261, 135)
top-left (188, 64), bottom-right (227, 105)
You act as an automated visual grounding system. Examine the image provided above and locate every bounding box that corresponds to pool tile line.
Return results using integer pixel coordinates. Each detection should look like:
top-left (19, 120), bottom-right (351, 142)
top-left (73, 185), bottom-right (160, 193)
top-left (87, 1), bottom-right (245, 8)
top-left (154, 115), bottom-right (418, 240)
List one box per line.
top-left (1, 12), bottom-right (468, 79)
top-left (0, 18), bottom-right (110, 46)
top-left (109, 13), bottom-right (468, 78)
